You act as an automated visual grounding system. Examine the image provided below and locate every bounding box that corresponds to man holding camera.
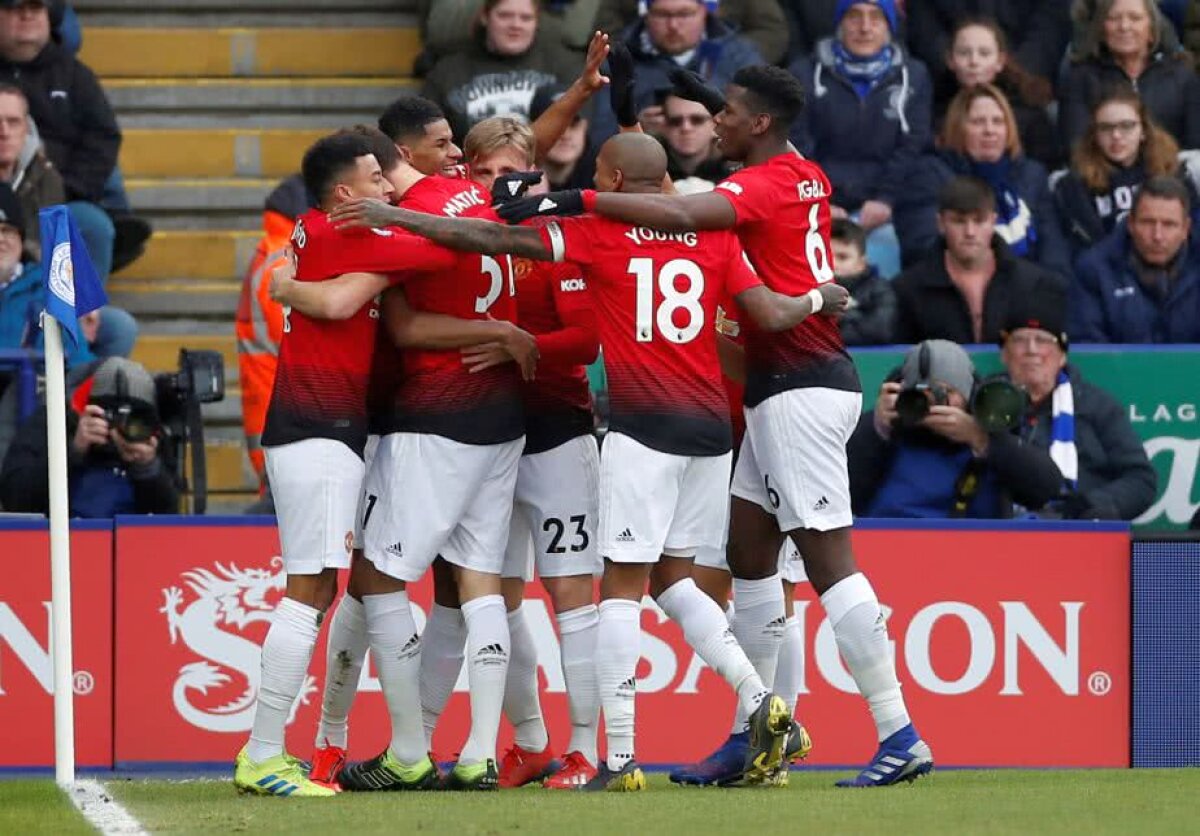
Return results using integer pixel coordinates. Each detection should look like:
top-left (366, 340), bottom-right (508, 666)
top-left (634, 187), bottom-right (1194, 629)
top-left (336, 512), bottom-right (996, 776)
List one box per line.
top-left (847, 339), bottom-right (1062, 519)
top-left (0, 355), bottom-right (180, 517)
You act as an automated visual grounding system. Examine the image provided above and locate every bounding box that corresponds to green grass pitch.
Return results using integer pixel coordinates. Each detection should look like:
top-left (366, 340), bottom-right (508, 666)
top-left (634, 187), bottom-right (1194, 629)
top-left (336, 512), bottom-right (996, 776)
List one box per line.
top-left (3, 770), bottom-right (1199, 834)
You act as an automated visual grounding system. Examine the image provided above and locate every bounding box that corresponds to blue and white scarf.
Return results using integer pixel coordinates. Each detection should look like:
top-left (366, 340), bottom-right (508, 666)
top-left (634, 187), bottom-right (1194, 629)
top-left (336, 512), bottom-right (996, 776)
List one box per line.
top-left (970, 157), bottom-right (1038, 258)
top-left (1048, 368), bottom-right (1077, 488)
top-left (831, 40), bottom-right (894, 98)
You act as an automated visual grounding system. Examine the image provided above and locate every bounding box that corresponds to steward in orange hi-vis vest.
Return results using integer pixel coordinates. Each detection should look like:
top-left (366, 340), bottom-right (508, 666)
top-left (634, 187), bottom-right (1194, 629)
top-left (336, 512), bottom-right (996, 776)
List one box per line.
top-left (235, 175), bottom-right (313, 488)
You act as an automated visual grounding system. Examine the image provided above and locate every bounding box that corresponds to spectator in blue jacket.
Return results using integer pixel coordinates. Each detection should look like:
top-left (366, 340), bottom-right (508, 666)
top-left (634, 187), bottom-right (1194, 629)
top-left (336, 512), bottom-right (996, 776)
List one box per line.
top-left (1070, 174), bottom-right (1200, 342)
top-left (588, 0), bottom-right (764, 145)
top-left (895, 83), bottom-right (1071, 278)
top-left (790, 0), bottom-right (932, 279)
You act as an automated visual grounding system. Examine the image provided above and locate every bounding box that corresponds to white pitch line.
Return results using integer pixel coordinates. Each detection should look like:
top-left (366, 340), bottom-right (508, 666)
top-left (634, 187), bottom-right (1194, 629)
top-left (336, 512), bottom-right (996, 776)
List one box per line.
top-left (67, 780), bottom-right (150, 836)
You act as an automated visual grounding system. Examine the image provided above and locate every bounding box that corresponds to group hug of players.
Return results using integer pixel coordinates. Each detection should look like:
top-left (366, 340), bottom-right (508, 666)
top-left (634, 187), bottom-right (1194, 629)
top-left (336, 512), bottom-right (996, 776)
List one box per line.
top-left (232, 34), bottom-right (934, 796)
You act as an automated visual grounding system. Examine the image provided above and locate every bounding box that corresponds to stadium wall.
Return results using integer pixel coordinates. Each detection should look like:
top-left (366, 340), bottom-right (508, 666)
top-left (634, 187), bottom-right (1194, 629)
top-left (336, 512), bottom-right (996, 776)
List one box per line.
top-left (3, 517), bottom-right (1174, 771)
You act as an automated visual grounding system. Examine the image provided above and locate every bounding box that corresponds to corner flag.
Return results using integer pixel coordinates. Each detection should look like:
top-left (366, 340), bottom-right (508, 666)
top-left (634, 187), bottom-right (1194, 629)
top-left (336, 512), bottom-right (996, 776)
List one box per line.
top-left (40, 204), bottom-right (107, 346)
top-left (37, 204), bottom-right (106, 786)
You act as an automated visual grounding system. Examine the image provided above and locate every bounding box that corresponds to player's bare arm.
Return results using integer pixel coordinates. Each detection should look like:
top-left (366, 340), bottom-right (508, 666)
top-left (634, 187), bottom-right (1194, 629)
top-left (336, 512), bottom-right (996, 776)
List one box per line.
top-left (733, 282), bottom-right (849, 332)
top-left (531, 31), bottom-right (609, 160)
top-left (382, 288), bottom-right (540, 381)
top-left (716, 334), bottom-right (746, 385)
top-left (330, 199), bottom-right (553, 261)
top-left (270, 256), bottom-right (388, 321)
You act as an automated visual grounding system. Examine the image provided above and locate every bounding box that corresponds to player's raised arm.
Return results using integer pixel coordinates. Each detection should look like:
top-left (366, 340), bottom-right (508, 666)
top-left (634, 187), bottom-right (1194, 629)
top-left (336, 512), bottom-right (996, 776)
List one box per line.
top-left (329, 199), bottom-right (553, 261)
top-left (531, 30), bottom-right (609, 160)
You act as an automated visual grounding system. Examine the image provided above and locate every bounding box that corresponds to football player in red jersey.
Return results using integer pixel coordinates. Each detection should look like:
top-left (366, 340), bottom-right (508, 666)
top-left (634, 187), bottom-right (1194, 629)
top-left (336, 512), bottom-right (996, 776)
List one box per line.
top-left (233, 132), bottom-right (461, 797)
top-left (329, 130), bottom-right (848, 791)
top-left (489, 64), bottom-right (933, 788)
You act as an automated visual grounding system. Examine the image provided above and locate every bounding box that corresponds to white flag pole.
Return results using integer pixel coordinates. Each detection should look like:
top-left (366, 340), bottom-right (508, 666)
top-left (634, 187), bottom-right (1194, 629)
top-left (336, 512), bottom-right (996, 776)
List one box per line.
top-left (43, 315), bottom-right (75, 786)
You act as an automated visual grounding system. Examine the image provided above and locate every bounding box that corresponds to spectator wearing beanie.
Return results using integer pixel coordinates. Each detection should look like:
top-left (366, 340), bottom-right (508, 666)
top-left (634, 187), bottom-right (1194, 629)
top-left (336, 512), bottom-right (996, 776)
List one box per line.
top-left (588, 0), bottom-right (763, 145)
top-left (789, 0), bottom-right (932, 279)
top-left (999, 284), bottom-right (1157, 521)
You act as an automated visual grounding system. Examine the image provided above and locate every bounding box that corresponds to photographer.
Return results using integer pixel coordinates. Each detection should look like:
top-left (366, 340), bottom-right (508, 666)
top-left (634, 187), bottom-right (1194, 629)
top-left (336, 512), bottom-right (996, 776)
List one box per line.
top-left (848, 339), bottom-right (1062, 519)
top-left (0, 356), bottom-right (180, 517)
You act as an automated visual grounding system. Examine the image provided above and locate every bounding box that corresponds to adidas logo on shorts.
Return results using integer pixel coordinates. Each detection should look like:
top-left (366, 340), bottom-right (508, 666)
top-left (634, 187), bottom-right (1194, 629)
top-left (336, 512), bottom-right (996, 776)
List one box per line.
top-left (615, 528), bottom-right (635, 543)
top-left (386, 541), bottom-right (404, 557)
top-left (812, 496), bottom-right (830, 512)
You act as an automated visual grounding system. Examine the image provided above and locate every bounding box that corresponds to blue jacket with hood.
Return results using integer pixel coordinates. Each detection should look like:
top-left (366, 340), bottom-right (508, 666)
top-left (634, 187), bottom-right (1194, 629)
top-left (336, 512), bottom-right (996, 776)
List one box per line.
top-left (789, 38), bottom-right (932, 211)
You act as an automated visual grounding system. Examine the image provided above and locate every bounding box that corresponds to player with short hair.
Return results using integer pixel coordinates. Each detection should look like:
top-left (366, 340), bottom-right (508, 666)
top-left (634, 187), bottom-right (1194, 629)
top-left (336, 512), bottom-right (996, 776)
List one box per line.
top-left (329, 130), bottom-right (849, 792)
top-left (492, 63), bottom-right (934, 787)
top-left (232, 131), bottom-right (460, 798)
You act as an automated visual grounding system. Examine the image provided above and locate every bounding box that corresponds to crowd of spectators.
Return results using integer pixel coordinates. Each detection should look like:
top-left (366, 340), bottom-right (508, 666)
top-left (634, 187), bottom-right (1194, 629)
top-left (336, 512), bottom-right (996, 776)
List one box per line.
top-left (397, 0), bottom-right (1195, 524)
top-left (408, 0), bottom-right (1200, 352)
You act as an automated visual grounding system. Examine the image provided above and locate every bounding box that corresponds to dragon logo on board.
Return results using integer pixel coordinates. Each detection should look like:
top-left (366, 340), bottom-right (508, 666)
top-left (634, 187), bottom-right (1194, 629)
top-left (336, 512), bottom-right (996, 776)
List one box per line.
top-left (159, 559), bottom-right (315, 732)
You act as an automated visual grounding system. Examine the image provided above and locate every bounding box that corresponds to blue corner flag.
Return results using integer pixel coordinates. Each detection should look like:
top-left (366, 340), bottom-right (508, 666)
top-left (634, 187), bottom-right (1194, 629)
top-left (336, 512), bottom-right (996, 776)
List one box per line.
top-left (39, 205), bottom-right (107, 347)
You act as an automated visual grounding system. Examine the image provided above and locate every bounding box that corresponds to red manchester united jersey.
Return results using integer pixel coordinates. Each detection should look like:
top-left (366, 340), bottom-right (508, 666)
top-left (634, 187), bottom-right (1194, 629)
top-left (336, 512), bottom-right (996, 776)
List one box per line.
top-left (541, 215), bottom-right (760, 456)
top-left (262, 208), bottom-right (457, 456)
top-left (513, 256), bottom-right (597, 454)
top-left (381, 176), bottom-right (524, 445)
top-left (714, 152), bottom-right (860, 406)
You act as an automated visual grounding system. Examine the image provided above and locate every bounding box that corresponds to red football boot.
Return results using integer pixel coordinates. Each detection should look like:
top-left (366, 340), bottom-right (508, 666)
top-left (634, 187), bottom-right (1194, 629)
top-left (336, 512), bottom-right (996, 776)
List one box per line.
top-left (498, 744), bottom-right (560, 788)
top-left (542, 750), bottom-right (599, 790)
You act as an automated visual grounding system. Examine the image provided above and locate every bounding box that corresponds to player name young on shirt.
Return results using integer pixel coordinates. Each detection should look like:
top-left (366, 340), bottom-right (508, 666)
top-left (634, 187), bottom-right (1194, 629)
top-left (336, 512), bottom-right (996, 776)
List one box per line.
top-left (541, 214), bottom-right (761, 457)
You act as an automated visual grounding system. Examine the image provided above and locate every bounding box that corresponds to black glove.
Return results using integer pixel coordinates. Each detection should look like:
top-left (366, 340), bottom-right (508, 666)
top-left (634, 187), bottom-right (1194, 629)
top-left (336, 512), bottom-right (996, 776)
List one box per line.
top-left (669, 68), bottom-right (726, 116)
top-left (495, 189), bottom-right (588, 224)
top-left (491, 170), bottom-right (544, 206)
top-left (607, 41), bottom-right (639, 128)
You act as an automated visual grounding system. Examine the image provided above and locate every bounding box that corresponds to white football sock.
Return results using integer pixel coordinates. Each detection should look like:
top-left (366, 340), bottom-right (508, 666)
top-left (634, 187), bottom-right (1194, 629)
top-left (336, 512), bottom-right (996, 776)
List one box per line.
top-left (419, 603), bottom-right (466, 749)
top-left (314, 594), bottom-right (368, 750)
top-left (595, 598), bottom-right (641, 771)
top-left (556, 604), bottom-right (599, 765)
top-left (774, 615), bottom-right (803, 716)
top-left (656, 579), bottom-right (766, 724)
top-left (364, 591), bottom-right (426, 765)
top-left (728, 576), bottom-right (785, 733)
top-left (458, 595), bottom-right (510, 766)
top-left (503, 604), bottom-right (549, 752)
top-left (247, 596), bottom-right (320, 763)
top-left (821, 573), bottom-right (910, 742)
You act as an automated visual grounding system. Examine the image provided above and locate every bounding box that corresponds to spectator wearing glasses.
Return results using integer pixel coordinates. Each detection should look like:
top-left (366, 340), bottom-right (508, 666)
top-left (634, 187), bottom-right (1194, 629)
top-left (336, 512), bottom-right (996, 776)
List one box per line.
top-left (588, 0), bottom-right (763, 145)
top-left (790, 0), bottom-right (933, 279)
top-left (1052, 86), bottom-right (1200, 260)
top-left (595, 0), bottom-right (790, 65)
top-left (658, 92), bottom-right (733, 187)
top-left (1060, 0), bottom-right (1200, 150)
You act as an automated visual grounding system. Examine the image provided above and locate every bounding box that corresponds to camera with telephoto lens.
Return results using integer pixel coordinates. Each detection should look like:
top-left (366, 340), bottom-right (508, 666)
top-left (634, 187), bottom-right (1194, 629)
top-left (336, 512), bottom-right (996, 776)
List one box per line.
top-left (894, 381), bottom-right (950, 428)
top-left (892, 342), bottom-right (1026, 433)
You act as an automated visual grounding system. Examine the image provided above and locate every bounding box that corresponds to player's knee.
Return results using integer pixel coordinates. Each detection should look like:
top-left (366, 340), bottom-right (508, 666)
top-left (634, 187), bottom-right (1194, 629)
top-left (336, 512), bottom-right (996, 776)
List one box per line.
top-left (432, 557), bottom-right (460, 607)
top-left (692, 565), bottom-right (732, 608)
top-left (600, 559), bottom-right (649, 602)
top-left (648, 556), bottom-right (694, 599)
top-left (284, 569), bottom-right (338, 611)
top-left (502, 576), bottom-right (526, 611)
top-left (542, 574), bottom-right (595, 612)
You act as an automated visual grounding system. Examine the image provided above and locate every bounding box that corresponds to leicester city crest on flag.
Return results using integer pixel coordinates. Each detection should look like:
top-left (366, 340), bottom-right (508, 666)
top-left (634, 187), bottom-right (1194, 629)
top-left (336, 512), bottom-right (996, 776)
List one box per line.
top-left (39, 205), bottom-right (106, 347)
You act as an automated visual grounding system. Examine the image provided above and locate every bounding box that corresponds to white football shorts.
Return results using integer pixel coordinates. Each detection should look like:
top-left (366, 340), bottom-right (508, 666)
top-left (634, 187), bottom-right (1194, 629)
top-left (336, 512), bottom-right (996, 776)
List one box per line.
top-left (599, 431), bottom-right (731, 564)
top-left (731, 387), bottom-right (861, 532)
top-left (265, 437), bottom-right (364, 575)
top-left (503, 434), bottom-right (601, 581)
top-left (361, 432), bottom-right (523, 582)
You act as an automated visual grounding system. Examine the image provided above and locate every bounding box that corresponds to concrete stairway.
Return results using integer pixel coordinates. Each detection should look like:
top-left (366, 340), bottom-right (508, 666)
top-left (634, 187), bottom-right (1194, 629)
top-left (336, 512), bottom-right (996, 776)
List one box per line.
top-left (74, 0), bottom-right (421, 510)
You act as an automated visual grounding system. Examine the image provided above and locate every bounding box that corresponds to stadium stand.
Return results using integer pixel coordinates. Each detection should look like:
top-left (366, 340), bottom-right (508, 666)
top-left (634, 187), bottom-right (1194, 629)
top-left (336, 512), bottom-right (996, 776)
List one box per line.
top-left (73, 0), bottom-right (422, 511)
